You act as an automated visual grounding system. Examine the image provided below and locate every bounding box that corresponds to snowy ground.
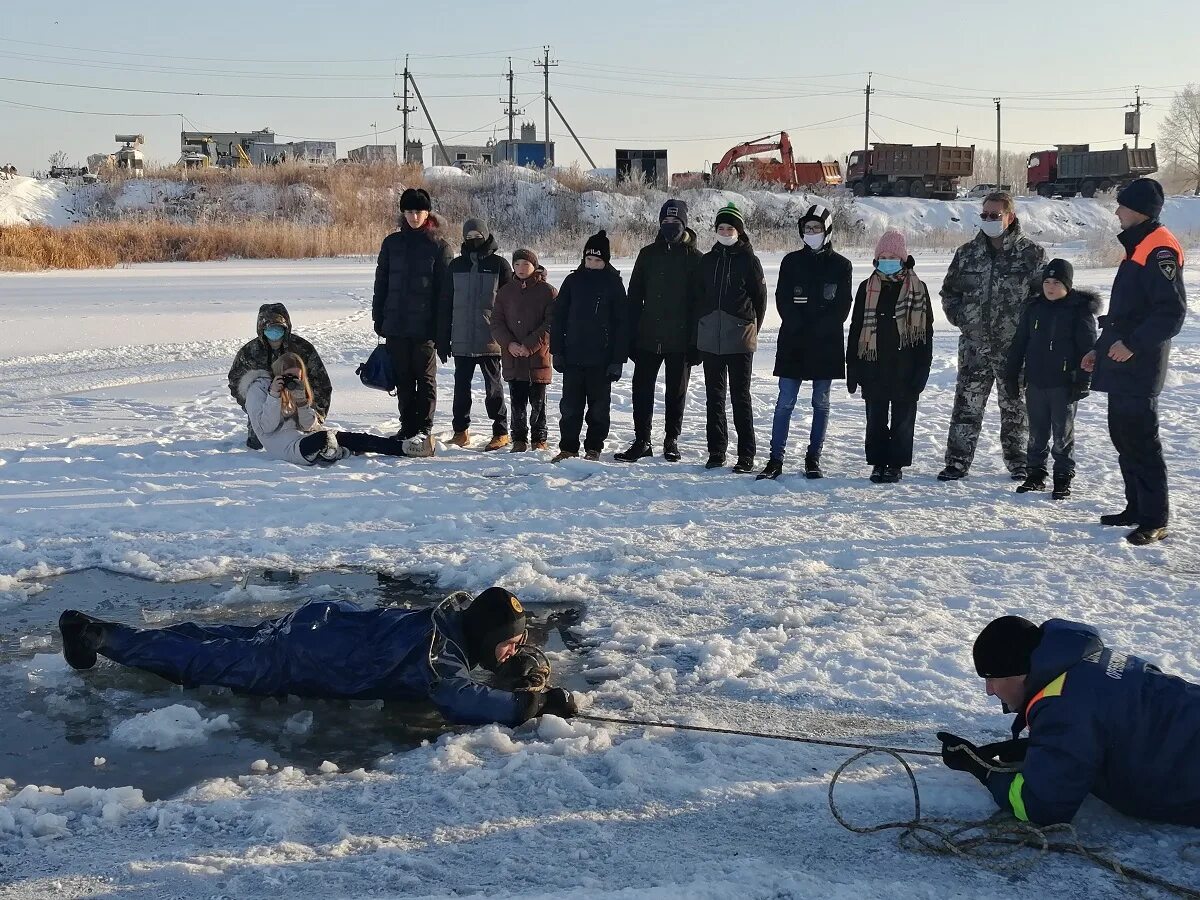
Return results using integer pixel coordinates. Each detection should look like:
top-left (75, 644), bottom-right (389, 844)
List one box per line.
top-left (0, 252), bottom-right (1198, 898)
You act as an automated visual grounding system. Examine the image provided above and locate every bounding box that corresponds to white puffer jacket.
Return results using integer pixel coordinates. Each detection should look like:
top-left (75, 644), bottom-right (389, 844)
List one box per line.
top-left (239, 369), bottom-right (324, 466)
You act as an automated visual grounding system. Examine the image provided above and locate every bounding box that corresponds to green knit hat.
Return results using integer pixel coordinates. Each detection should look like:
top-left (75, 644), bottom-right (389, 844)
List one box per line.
top-left (714, 202), bottom-right (746, 237)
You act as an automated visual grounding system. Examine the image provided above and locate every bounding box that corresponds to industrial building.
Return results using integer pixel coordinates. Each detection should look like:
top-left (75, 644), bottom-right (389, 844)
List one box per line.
top-left (179, 129), bottom-right (336, 168)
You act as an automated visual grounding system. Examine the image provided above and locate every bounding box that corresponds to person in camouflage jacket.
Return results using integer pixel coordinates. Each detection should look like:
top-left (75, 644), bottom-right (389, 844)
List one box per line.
top-left (227, 303), bottom-right (333, 449)
top-left (939, 193), bottom-right (1046, 479)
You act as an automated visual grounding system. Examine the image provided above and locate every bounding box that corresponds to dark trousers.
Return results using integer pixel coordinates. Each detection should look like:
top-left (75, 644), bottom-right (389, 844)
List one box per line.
top-left (559, 366), bottom-right (611, 454)
top-left (298, 430), bottom-right (411, 458)
top-left (1025, 385), bottom-right (1077, 476)
top-left (452, 355), bottom-right (508, 436)
top-left (630, 351), bottom-right (692, 443)
top-left (509, 380), bottom-right (548, 444)
top-left (702, 352), bottom-right (756, 459)
top-left (1108, 393), bottom-right (1169, 527)
top-left (385, 337), bottom-right (437, 439)
top-left (864, 396), bottom-right (918, 467)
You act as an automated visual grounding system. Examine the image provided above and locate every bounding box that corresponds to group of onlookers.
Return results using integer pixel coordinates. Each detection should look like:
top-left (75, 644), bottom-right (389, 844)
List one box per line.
top-left (225, 179), bottom-right (1186, 545)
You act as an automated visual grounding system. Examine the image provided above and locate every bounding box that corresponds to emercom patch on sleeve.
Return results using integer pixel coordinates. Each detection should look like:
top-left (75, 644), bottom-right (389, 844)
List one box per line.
top-left (1156, 248), bottom-right (1179, 281)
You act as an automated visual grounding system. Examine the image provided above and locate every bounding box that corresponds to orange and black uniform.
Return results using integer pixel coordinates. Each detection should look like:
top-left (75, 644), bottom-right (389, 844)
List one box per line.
top-left (1091, 220), bottom-right (1187, 528)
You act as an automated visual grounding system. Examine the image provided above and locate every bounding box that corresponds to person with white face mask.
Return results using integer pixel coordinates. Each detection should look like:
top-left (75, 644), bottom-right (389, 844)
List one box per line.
top-left (758, 205), bottom-right (853, 481)
top-left (939, 192), bottom-right (1047, 481)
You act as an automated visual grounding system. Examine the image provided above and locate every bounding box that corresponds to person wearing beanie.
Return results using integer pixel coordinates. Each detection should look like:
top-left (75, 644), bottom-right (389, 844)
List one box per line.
top-left (939, 192), bottom-right (1047, 482)
top-left (757, 204), bottom-right (852, 481)
top-left (1081, 177), bottom-right (1186, 545)
top-left (694, 203), bottom-right (767, 473)
top-left (845, 230), bottom-right (933, 483)
top-left (492, 249), bottom-right (557, 452)
top-left (550, 230), bottom-right (629, 462)
top-left (445, 216), bottom-right (514, 452)
top-left (936, 616), bottom-right (1200, 828)
top-left (615, 198), bottom-right (704, 463)
top-left (373, 186), bottom-right (453, 443)
top-left (56, 587), bottom-right (580, 727)
top-left (1004, 260), bottom-right (1099, 499)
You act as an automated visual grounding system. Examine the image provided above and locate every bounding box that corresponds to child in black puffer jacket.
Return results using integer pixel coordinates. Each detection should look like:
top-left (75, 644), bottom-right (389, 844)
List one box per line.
top-left (1005, 259), bottom-right (1100, 499)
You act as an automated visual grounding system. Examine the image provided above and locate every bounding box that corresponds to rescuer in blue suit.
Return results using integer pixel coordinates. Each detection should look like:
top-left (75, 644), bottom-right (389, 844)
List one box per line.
top-left (937, 616), bottom-right (1200, 827)
top-left (58, 586), bottom-right (578, 727)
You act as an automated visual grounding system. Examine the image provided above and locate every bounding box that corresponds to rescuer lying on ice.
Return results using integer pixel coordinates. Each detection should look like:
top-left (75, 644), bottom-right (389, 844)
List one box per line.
top-left (937, 615), bottom-right (1200, 827)
top-left (58, 586), bottom-right (578, 727)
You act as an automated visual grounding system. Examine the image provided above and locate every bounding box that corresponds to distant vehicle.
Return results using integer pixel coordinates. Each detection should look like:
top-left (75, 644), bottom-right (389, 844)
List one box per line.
top-left (964, 183), bottom-right (997, 199)
top-left (712, 132), bottom-right (842, 190)
top-left (48, 166), bottom-right (90, 180)
top-left (846, 143), bottom-right (975, 200)
top-left (1027, 144), bottom-right (1158, 198)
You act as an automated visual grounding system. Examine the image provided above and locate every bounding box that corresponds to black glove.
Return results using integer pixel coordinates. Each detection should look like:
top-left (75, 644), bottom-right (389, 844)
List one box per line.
top-left (977, 737), bottom-right (1029, 765)
top-left (846, 379), bottom-right (858, 395)
top-left (495, 651), bottom-right (550, 691)
top-left (437, 347), bottom-right (450, 365)
top-left (607, 363), bottom-right (623, 383)
top-left (936, 731), bottom-right (990, 784)
top-left (687, 347), bottom-right (703, 367)
top-left (553, 359), bottom-right (565, 375)
top-left (1002, 378), bottom-right (1021, 398)
top-left (538, 687), bottom-right (579, 719)
top-left (1069, 382), bottom-right (1090, 402)
top-left (373, 321), bottom-right (383, 337)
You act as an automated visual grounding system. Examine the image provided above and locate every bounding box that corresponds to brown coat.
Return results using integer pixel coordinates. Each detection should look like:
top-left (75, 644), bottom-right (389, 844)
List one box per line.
top-left (491, 268), bottom-right (557, 384)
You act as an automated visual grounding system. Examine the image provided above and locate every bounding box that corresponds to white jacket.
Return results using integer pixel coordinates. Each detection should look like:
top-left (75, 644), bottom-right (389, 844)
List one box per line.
top-left (239, 369), bottom-right (324, 466)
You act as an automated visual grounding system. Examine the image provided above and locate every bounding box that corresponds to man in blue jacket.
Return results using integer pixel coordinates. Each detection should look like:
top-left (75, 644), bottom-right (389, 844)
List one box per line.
top-left (58, 587), bottom-right (578, 727)
top-left (937, 615), bottom-right (1200, 827)
top-left (1082, 178), bottom-right (1187, 546)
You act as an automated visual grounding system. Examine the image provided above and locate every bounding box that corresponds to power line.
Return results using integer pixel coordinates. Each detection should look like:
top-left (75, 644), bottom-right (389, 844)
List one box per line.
top-left (872, 113), bottom-right (1127, 148)
top-left (0, 74), bottom-right (495, 100)
top-left (0, 95), bottom-right (179, 117)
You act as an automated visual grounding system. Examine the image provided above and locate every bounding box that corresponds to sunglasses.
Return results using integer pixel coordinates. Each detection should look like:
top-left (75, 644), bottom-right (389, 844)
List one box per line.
top-left (979, 212), bottom-right (1005, 221)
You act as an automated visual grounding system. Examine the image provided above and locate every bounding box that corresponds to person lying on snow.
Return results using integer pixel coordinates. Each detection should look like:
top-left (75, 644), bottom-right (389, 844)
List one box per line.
top-left (239, 352), bottom-right (435, 465)
top-left (937, 615), bottom-right (1200, 827)
top-left (58, 587), bottom-right (579, 727)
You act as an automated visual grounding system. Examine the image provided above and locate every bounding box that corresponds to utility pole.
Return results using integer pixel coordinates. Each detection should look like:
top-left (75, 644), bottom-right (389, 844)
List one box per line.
top-left (1127, 85), bottom-right (1148, 149)
top-left (536, 45), bottom-right (558, 167)
top-left (370, 122), bottom-right (378, 146)
top-left (501, 57), bottom-right (519, 162)
top-left (406, 71), bottom-right (449, 170)
top-left (548, 95), bottom-right (597, 169)
top-left (994, 98), bottom-right (1002, 187)
top-left (863, 72), bottom-right (873, 178)
top-left (395, 55), bottom-right (417, 162)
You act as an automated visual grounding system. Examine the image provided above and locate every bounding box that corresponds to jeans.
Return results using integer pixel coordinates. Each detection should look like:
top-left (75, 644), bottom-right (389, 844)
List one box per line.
top-left (509, 381), bottom-right (548, 444)
top-left (769, 377), bottom-right (831, 461)
top-left (1108, 393), bottom-right (1169, 527)
top-left (630, 351), bottom-right (692, 443)
top-left (452, 355), bottom-right (508, 436)
top-left (702, 352), bottom-right (755, 459)
top-left (559, 366), bottom-right (611, 454)
top-left (298, 430), bottom-right (412, 459)
top-left (1025, 385), bottom-right (1076, 476)
top-left (385, 337), bottom-right (437, 439)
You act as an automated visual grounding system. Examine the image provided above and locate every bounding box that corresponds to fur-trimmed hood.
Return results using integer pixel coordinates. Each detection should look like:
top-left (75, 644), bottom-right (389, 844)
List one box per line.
top-left (236, 368), bottom-right (271, 402)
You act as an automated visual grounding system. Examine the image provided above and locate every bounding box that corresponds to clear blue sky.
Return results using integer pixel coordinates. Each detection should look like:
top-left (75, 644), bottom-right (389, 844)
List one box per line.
top-left (0, 0), bottom-right (1192, 175)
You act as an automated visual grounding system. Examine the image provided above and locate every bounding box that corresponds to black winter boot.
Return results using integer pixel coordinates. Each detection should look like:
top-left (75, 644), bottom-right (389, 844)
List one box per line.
top-left (870, 465), bottom-right (885, 483)
top-left (1015, 467), bottom-right (1047, 493)
top-left (59, 610), bottom-right (106, 670)
top-left (756, 458), bottom-right (783, 480)
top-left (662, 438), bottom-right (681, 462)
top-left (1010, 467), bottom-right (1029, 482)
top-left (615, 440), bottom-right (653, 463)
top-left (705, 454), bottom-right (726, 470)
top-left (937, 465), bottom-right (967, 481)
top-left (804, 452), bottom-right (823, 479)
top-left (1052, 472), bottom-right (1073, 500)
top-left (880, 466), bottom-right (903, 483)
top-left (732, 456), bottom-right (756, 474)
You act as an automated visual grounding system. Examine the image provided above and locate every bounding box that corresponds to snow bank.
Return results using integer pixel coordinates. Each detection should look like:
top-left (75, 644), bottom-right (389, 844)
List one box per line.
top-left (0, 781), bottom-right (147, 838)
top-left (0, 174), bottom-right (80, 226)
top-left (111, 704), bottom-right (236, 751)
top-left (423, 165), bottom-right (469, 179)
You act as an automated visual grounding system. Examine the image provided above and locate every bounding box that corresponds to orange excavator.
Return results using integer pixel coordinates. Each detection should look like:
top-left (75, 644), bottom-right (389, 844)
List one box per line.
top-left (711, 132), bottom-right (841, 190)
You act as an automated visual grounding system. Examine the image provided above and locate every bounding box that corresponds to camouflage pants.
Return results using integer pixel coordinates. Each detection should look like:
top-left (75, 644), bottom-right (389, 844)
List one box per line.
top-left (944, 335), bottom-right (1027, 473)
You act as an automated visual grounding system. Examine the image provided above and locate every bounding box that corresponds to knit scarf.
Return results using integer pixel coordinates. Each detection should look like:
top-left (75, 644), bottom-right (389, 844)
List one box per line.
top-left (857, 268), bottom-right (929, 361)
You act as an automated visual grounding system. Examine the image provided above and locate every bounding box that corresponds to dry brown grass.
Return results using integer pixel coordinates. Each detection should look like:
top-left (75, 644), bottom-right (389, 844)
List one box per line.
top-left (0, 221), bottom-right (387, 270)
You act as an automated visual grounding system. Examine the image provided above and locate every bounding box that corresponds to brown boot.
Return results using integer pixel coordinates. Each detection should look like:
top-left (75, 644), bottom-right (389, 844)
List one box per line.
top-left (584, 449), bottom-right (601, 461)
top-left (448, 430), bottom-right (471, 448)
top-left (551, 451), bottom-right (578, 463)
top-left (510, 440), bottom-right (529, 453)
top-left (484, 434), bottom-right (511, 452)
top-left (532, 440), bottom-right (548, 451)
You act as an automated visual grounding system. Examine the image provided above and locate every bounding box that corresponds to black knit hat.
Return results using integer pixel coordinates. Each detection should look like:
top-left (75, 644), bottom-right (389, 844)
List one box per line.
top-left (512, 248), bottom-right (539, 268)
top-left (461, 587), bottom-right (527, 670)
top-left (463, 216), bottom-right (489, 239)
top-left (584, 229), bottom-right (611, 263)
top-left (714, 202), bottom-right (746, 238)
top-left (660, 199), bottom-right (689, 227)
top-left (1116, 178), bottom-right (1164, 220)
top-left (1042, 258), bottom-right (1074, 291)
top-left (973, 616), bottom-right (1042, 678)
top-left (399, 187), bottom-right (432, 212)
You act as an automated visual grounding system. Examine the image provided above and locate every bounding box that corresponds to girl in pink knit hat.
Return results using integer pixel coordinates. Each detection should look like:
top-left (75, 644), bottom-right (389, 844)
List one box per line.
top-left (845, 230), bottom-right (934, 483)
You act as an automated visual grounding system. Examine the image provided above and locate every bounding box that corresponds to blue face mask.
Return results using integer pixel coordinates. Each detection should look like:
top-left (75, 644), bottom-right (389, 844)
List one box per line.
top-left (876, 259), bottom-right (903, 276)
top-left (263, 325), bottom-right (287, 342)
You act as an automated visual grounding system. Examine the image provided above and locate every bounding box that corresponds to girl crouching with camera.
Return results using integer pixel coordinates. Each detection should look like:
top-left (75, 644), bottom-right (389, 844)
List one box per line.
top-left (239, 353), bottom-right (434, 466)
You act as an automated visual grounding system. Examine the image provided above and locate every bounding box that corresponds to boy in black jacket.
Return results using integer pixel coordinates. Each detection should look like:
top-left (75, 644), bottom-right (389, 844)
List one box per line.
top-left (1005, 259), bottom-right (1099, 499)
top-left (550, 231), bottom-right (629, 462)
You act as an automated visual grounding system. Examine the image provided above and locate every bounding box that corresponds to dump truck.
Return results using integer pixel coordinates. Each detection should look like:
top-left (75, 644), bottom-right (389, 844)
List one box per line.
top-left (846, 143), bottom-right (975, 200)
top-left (1026, 144), bottom-right (1158, 198)
top-left (711, 132), bottom-right (842, 190)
